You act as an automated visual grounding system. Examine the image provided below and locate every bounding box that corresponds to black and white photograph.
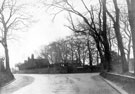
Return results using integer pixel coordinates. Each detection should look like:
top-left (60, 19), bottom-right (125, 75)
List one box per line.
top-left (0, 0), bottom-right (135, 94)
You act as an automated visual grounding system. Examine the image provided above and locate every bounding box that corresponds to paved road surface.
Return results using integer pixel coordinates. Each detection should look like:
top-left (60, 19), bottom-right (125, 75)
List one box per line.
top-left (1, 73), bottom-right (120, 94)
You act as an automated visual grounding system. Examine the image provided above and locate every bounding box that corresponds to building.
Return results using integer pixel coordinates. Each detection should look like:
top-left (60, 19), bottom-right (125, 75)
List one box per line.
top-left (17, 54), bottom-right (50, 70)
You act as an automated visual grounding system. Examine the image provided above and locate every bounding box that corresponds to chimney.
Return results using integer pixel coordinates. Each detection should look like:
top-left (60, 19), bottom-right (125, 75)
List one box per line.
top-left (31, 54), bottom-right (34, 60)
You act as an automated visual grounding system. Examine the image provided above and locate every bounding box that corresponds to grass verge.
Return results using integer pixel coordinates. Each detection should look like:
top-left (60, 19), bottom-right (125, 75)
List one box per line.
top-left (0, 72), bottom-right (14, 87)
top-left (100, 72), bottom-right (135, 94)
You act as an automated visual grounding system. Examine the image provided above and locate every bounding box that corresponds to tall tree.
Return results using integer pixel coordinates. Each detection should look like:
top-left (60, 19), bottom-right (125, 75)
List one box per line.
top-left (87, 39), bottom-right (93, 66)
top-left (0, 0), bottom-right (30, 72)
top-left (101, 0), bottom-right (111, 71)
top-left (120, 10), bottom-right (132, 62)
top-left (44, 0), bottom-right (114, 71)
top-left (106, 0), bottom-right (128, 72)
top-left (126, 0), bottom-right (135, 74)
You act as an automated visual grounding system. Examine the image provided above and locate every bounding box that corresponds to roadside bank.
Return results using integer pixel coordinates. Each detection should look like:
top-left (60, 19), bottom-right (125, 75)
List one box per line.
top-left (100, 72), bottom-right (135, 94)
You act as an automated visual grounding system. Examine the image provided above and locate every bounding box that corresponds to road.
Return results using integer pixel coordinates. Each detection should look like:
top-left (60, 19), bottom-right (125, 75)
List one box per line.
top-left (1, 73), bottom-right (119, 94)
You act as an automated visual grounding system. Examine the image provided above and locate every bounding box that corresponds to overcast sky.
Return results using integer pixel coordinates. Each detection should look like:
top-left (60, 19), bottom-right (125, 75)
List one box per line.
top-left (0, 0), bottom-right (73, 68)
top-left (0, 0), bottom-right (127, 68)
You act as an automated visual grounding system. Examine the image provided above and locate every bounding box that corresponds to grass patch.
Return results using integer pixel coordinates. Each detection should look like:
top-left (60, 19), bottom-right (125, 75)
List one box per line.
top-left (0, 72), bottom-right (14, 87)
top-left (100, 72), bottom-right (135, 94)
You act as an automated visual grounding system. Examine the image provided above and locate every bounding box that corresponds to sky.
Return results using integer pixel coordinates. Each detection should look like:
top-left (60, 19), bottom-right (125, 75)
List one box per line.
top-left (5, 0), bottom-right (99, 68)
top-left (0, 0), bottom-right (73, 68)
top-left (0, 0), bottom-right (127, 68)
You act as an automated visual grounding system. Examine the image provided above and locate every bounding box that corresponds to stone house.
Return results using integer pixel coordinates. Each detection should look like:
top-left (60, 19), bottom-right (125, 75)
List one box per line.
top-left (17, 54), bottom-right (50, 70)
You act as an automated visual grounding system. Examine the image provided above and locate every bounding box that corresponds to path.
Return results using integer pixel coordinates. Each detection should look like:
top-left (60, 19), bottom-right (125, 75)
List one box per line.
top-left (1, 73), bottom-right (120, 94)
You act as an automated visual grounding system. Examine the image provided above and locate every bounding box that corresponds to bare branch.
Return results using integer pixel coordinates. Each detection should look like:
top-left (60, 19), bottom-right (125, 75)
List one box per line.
top-left (98, 0), bottom-right (102, 32)
top-left (0, 0), bottom-right (6, 13)
top-left (51, 10), bottom-right (64, 21)
top-left (106, 8), bottom-right (115, 23)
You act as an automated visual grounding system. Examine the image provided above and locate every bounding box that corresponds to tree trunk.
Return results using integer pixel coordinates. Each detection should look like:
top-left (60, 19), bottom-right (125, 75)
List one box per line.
top-left (126, 0), bottom-right (135, 74)
top-left (82, 48), bottom-right (86, 67)
top-left (4, 43), bottom-right (11, 72)
top-left (127, 36), bottom-right (132, 62)
top-left (97, 51), bottom-right (99, 65)
top-left (93, 36), bottom-right (105, 69)
top-left (102, 0), bottom-right (111, 71)
top-left (77, 45), bottom-right (81, 63)
top-left (114, 0), bottom-right (128, 72)
top-left (87, 39), bottom-right (93, 66)
top-left (71, 49), bottom-right (74, 63)
top-left (107, 0), bottom-right (128, 72)
top-left (114, 23), bottom-right (128, 72)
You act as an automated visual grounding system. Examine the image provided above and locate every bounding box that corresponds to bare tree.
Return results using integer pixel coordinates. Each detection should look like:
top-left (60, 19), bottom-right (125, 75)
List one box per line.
top-left (106, 0), bottom-right (128, 72)
top-left (101, 0), bottom-right (111, 71)
top-left (0, 0), bottom-right (30, 72)
top-left (126, 0), bottom-right (135, 74)
top-left (120, 9), bottom-right (132, 62)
